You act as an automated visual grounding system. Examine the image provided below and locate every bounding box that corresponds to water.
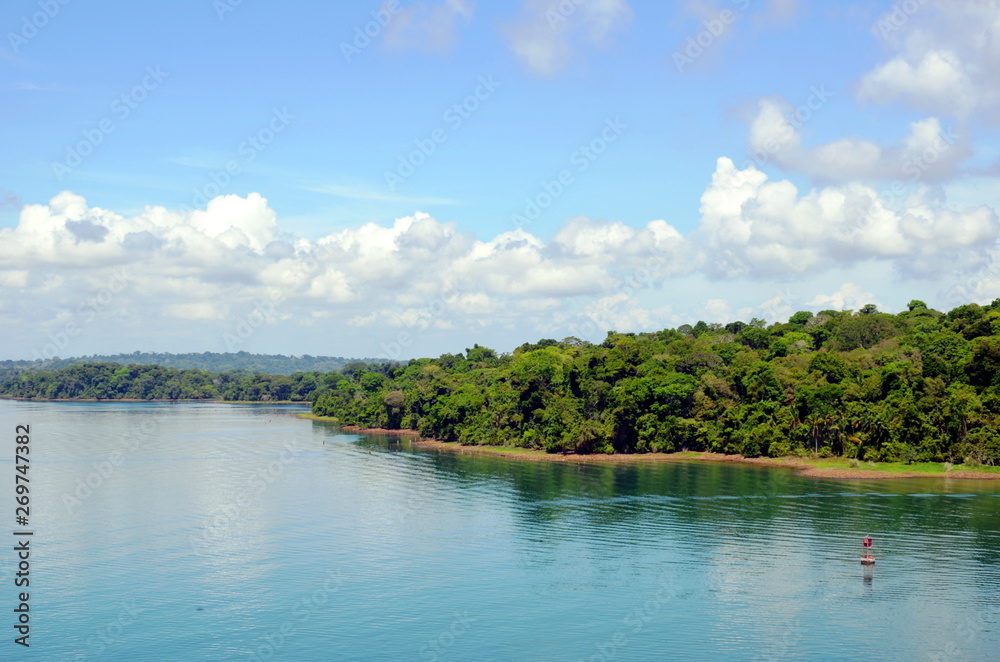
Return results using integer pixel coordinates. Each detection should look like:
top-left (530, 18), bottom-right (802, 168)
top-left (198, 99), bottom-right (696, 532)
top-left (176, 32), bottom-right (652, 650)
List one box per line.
top-left (0, 399), bottom-right (997, 661)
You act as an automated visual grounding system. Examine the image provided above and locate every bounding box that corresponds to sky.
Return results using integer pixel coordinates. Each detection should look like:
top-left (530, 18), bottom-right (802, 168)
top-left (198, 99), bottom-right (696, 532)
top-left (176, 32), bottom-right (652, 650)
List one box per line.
top-left (1, 0), bottom-right (999, 362)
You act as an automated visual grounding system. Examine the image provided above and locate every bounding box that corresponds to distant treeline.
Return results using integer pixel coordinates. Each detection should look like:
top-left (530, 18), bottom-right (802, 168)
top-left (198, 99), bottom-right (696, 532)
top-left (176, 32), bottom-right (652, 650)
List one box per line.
top-left (0, 362), bottom-right (365, 402)
top-left (6, 301), bottom-right (1000, 465)
top-left (312, 300), bottom-right (1000, 465)
top-left (0, 351), bottom-right (386, 378)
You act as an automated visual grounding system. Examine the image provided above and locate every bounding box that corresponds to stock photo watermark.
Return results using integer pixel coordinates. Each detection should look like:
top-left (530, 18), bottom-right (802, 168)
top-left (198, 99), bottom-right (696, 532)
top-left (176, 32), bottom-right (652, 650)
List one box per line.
top-left (213, 0), bottom-right (250, 21)
top-left (871, 0), bottom-right (928, 41)
top-left (845, 124), bottom-right (957, 242)
top-left (419, 611), bottom-right (477, 661)
top-left (223, 289), bottom-right (286, 352)
top-left (74, 600), bottom-right (146, 660)
top-left (569, 253), bottom-right (666, 339)
top-left (340, 0), bottom-right (402, 62)
top-left (751, 620), bottom-right (803, 662)
top-left (923, 611), bottom-right (988, 662)
top-left (374, 279), bottom-right (488, 362)
top-left (182, 107), bottom-right (294, 211)
top-left (578, 572), bottom-right (676, 662)
top-left (245, 570), bottom-right (344, 661)
top-left (739, 85), bottom-right (834, 177)
top-left (6, 0), bottom-right (72, 53)
top-left (384, 75), bottom-right (501, 191)
top-left (545, 0), bottom-right (586, 29)
top-left (189, 438), bottom-right (302, 556)
top-left (32, 268), bottom-right (130, 362)
top-left (222, 239), bottom-right (336, 351)
top-left (512, 117), bottom-right (627, 230)
top-left (51, 67), bottom-right (170, 181)
top-left (946, 255), bottom-right (1000, 309)
top-left (62, 412), bottom-right (166, 514)
top-left (672, 0), bottom-right (750, 73)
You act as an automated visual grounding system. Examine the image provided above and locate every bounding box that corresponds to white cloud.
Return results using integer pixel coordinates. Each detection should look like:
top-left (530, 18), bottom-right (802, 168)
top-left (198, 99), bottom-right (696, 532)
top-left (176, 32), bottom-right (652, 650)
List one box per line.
top-left (581, 292), bottom-right (672, 333)
top-left (697, 157), bottom-right (999, 279)
top-left (808, 283), bottom-right (880, 312)
top-left (700, 298), bottom-right (731, 323)
top-left (3, 177), bottom-right (997, 359)
top-left (504, 0), bottom-right (633, 75)
top-left (164, 303), bottom-right (229, 321)
top-left (0, 191), bottom-right (279, 269)
top-left (943, 244), bottom-right (1000, 311)
top-left (0, 270), bottom-right (28, 288)
top-left (189, 194), bottom-right (278, 253)
top-left (451, 217), bottom-right (690, 297)
top-left (746, 98), bottom-right (970, 184)
top-left (859, 50), bottom-right (978, 117)
top-left (859, 0), bottom-right (1000, 120)
top-left (0, 192), bottom-right (695, 358)
top-left (383, 0), bottom-right (474, 54)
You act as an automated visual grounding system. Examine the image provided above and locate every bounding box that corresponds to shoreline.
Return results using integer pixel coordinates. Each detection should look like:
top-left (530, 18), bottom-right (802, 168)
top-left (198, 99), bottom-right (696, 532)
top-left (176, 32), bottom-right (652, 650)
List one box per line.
top-left (0, 396), bottom-right (309, 405)
top-left (302, 416), bottom-right (1000, 480)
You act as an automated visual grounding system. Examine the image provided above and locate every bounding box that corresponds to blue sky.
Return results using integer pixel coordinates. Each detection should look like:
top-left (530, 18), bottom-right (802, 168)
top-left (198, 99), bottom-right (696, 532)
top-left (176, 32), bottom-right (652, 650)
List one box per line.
top-left (1, 0), bottom-right (999, 361)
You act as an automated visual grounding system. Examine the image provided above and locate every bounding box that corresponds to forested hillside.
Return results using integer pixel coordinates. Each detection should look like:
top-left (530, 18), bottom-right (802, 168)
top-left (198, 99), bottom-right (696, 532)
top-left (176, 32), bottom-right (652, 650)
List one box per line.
top-left (0, 363), bottom-right (352, 402)
top-left (0, 351), bottom-right (382, 376)
top-left (313, 300), bottom-right (1000, 465)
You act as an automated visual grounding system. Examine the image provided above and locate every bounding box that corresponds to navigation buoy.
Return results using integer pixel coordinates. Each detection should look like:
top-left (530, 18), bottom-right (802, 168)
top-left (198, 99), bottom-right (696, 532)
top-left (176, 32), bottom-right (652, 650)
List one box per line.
top-left (861, 536), bottom-right (875, 565)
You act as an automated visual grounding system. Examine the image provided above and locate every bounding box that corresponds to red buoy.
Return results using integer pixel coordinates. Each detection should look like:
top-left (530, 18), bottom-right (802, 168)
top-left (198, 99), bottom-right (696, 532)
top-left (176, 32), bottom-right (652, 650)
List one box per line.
top-left (861, 536), bottom-right (875, 564)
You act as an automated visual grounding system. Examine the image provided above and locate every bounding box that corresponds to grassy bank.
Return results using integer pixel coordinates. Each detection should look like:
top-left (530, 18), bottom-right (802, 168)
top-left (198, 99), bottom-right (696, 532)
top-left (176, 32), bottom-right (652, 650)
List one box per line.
top-left (299, 416), bottom-right (1000, 480)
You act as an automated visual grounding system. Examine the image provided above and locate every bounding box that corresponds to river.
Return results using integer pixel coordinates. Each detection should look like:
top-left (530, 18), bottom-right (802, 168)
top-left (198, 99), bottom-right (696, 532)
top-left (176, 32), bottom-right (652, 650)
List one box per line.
top-left (0, 400), bottom-right (997, 660)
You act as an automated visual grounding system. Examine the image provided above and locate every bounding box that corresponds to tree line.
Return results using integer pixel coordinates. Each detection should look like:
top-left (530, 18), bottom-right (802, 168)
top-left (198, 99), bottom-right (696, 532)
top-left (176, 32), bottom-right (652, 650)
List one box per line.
top-left (312, 300), bottom-right (1000, 465)
top-left (4, 300), bottom-right (1000, 465)
top-left (0, 363), bottom-right (351, 402)
top-left (1, 351), bottom-right (385, 376)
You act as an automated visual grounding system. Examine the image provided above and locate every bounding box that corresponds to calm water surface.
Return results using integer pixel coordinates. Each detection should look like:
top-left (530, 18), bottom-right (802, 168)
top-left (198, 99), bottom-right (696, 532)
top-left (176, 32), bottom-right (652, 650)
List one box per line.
top-left (0, 400), bottom-right (997, 661)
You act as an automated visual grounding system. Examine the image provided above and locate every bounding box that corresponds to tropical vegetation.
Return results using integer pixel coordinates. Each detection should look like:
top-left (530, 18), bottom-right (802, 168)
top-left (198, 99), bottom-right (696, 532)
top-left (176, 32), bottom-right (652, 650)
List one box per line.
top-left (4, 300), bottom-right (1000, 465)
top-left (312, 300), bottom-right (1000, 465)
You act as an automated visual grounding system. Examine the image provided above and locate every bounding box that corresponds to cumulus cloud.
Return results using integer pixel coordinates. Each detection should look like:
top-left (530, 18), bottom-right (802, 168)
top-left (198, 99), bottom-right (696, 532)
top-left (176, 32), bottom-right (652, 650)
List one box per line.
top-left (809, 283), bottom-right (881, 312)
top-left (746, 98), bottom-right (971, 184)
top-left (383, 0), bottom-right (474, 54)
top-left (3, 175), bottom-right (997, 359)
top-left (503, 0), bottom-right (633, 75)
top-left (697, 157), bottom-right (999, 279)
top-left (164, 303), bottom-right (229, 321)
top-left (0, 270), bottom-right (28, 288)
top-left (943, 244), bottom-right (1000, 311)
top-left (699, 297), bottom-right (732, 323)
top-left (859, 0), bottom-right (1000, 120)
top-left (580, 292), bottom-right (672, 332)
top-left (0, 191), bottom-right (695, 357)
top-left (0, 191), bottom-right (279, 269)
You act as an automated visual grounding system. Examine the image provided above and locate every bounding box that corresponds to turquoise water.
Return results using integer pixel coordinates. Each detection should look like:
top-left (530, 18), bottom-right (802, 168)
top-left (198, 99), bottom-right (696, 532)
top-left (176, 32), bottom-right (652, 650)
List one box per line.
top-left (0, 399), bottom-right (997, 661)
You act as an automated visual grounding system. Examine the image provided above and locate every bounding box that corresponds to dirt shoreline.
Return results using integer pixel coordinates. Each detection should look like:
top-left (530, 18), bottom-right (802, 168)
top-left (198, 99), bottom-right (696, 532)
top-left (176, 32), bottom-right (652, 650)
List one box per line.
top-left (301, 418), bottom-right (1000, 481)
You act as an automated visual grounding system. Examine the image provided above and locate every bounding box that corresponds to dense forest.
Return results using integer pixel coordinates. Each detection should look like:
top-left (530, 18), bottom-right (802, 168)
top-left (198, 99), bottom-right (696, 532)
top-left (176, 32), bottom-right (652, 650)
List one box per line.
top-left (0, 351), bottom-right (383, 376)
top-left (0, 363), bottom-right (352, 402)
top-left (4, 301), bottom-right (1000, 465)
top-left (312, 300), bottom-right (1000, 465)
